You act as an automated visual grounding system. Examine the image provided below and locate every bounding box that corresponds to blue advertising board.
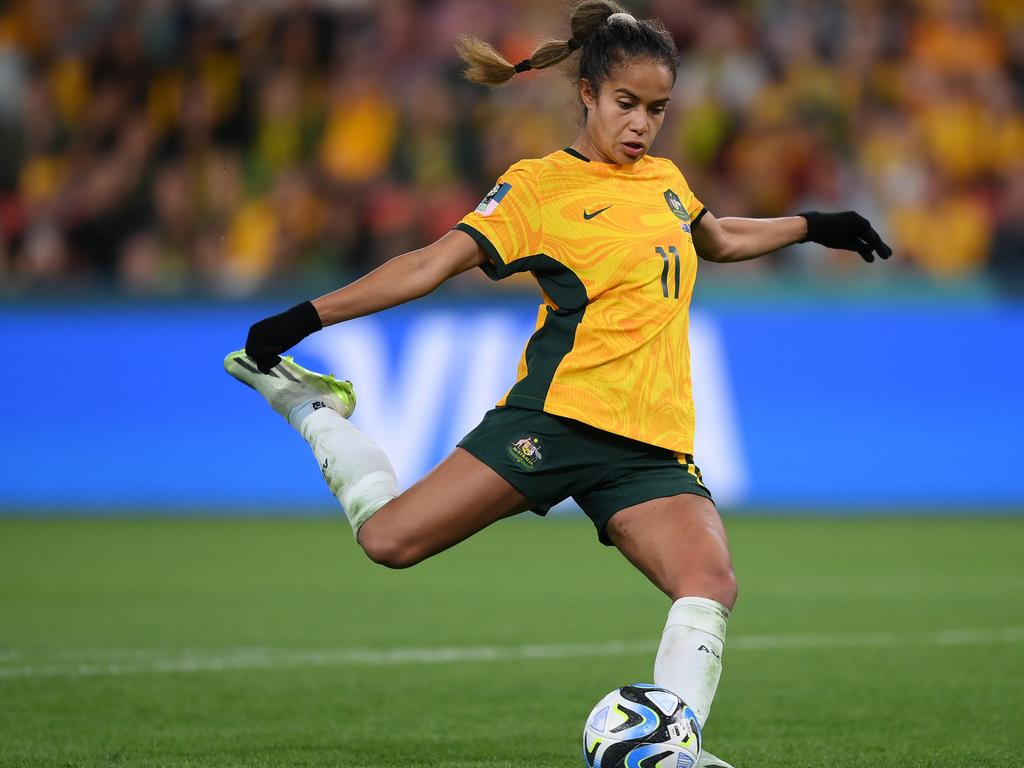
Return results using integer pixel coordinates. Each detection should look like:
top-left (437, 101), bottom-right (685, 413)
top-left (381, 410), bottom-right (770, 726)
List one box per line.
top-left (1, 300), bottom-right (1021, 510)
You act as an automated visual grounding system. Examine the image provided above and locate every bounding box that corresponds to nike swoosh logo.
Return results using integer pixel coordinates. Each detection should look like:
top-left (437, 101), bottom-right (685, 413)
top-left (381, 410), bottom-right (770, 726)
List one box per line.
top-left (583, 206), bottom-right (612, 220)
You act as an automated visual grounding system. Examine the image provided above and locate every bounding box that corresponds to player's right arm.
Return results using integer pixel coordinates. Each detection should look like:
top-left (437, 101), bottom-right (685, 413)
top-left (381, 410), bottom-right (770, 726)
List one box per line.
top-left (245, 161), bottom-right (538, 372)
top-left (312, 229), bottom-right (486, 326)
top-left (243, 229), bottom-right (486, 372)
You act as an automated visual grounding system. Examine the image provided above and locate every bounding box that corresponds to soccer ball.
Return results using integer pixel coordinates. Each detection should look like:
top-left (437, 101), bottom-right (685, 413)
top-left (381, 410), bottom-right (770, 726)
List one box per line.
top-left (582, 684), bottom-right (702, 768)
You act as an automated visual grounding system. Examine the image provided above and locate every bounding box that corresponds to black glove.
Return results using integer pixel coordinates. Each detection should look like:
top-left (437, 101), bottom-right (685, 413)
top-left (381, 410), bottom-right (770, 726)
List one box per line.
top-left (245, 301), bottom-right (323, 373)
top-left (798, 211), bottom-right (893, 263)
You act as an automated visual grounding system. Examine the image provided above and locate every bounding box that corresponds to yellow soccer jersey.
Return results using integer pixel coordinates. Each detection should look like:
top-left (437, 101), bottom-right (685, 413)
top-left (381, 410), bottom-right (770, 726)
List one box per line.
top-left (455, 147), bottom-right (707, 455)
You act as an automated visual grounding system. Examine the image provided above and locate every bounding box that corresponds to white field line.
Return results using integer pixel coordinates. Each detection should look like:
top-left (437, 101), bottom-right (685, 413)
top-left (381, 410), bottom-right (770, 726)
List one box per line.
top-left (0, 627), bottom-right (1021, 680)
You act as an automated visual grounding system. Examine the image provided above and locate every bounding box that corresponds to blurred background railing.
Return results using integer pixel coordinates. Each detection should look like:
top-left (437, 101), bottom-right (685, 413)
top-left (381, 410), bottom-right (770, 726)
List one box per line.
top-left (1, 0), bottom-right (1023, 298)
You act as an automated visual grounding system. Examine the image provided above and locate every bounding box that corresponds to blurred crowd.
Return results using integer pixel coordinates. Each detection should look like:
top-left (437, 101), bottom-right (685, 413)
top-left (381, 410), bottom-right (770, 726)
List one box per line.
top-left (1, 0), bottom-right (1023, 297)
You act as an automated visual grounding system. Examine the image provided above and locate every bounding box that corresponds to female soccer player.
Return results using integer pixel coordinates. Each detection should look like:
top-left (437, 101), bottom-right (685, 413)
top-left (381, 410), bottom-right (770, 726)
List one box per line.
top-left (225, 3), bottom-right (890, 766)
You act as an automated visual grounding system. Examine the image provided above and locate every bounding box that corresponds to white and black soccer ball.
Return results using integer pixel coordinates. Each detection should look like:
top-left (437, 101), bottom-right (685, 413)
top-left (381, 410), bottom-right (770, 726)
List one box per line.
top-left (582, 684), bottom-right (702, 768)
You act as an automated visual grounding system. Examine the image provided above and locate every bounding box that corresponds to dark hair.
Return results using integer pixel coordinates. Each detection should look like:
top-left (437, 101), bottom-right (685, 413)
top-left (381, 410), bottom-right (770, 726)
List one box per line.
top-left (455, 1), bottom-right (681, 107)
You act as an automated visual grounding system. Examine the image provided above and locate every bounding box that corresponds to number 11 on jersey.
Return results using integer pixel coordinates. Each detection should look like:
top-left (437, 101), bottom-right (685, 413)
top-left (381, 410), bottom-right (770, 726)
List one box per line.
top-left (656, 246), bottom-right (681, 299)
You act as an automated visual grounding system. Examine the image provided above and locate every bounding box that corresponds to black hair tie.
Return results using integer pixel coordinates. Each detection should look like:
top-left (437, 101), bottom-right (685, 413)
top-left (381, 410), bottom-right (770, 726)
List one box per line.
top-left (513, 59), bottom-right (532, 73)
top-left (567, 37), bottom-right (580, 51)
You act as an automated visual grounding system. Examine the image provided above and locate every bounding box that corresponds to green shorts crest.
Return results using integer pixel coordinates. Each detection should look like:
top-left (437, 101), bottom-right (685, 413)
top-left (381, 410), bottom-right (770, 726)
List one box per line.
top-left (507, 435), bottom-right (544, 469)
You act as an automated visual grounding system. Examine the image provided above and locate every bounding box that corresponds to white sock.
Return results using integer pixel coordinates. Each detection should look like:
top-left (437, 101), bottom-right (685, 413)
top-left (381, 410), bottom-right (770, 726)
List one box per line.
top-left (653, 596), bottom-right (730, 727)
top-left (297, 406), bottom-right (399, 534)
top-left (288, 398), bottom-right (329, 430)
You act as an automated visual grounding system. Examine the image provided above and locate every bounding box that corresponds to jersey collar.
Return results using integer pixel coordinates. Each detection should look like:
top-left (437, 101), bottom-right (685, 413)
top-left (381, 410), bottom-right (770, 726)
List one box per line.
top-left (561, 146), bottom-right (648, 175)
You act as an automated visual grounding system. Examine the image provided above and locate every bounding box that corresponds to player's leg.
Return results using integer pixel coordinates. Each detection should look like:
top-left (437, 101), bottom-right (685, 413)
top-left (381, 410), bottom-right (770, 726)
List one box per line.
top-left (605, 493), bottom-right (736, 739)
top-left (297, 397), bottom-right (531, 563)
top-left (607, 493), bottom-right (737, 606)
top-left (356, 448), bottom-right (531, 568)
top-left (225, 350), bottom-right (531, 566)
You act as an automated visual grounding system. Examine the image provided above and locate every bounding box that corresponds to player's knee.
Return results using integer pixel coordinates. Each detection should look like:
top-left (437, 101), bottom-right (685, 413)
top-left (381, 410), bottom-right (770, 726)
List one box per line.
top-left (358, 525), bottom-right (422, 570)
top-left (699, 540), bottom-right (739, 610)
top-left (683, 557), bottom-right (737, 611)
top-left (716, 565), bottom-right (738, 611)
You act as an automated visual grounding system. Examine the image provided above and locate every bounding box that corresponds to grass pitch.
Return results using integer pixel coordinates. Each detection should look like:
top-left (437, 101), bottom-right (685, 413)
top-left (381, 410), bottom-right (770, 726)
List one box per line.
top-left (0, 515), bottom-right (1022, 768)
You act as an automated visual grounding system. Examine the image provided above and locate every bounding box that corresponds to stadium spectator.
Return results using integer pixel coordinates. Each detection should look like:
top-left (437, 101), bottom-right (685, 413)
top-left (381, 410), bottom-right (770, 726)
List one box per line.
top-left (0, 0), bottom-right (1020, 296)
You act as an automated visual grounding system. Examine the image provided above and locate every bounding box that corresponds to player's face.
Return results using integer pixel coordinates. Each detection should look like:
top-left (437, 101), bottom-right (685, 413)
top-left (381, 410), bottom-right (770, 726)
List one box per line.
top-left (578, 58), bottom-right (674, 165)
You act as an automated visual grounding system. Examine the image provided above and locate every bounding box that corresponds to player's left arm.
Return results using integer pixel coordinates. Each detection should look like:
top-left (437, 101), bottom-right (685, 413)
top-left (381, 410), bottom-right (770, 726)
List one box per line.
top-left (692, 210), bottom-right (892, 264)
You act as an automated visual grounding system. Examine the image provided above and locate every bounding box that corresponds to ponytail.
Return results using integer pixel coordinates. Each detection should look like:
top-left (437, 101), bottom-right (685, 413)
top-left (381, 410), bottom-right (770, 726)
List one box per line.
top-left (455, 0), bottom-right (629, 88)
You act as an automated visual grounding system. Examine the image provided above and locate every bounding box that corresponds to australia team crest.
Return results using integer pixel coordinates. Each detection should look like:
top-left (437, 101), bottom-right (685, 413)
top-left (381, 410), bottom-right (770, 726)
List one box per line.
top-left (508, 436), bottom-right (544, 470)
top-left (664, 188), bottom-right (692, 232)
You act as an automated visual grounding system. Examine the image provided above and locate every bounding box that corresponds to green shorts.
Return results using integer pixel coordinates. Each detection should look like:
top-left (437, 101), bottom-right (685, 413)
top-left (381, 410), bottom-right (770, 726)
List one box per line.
top-left (457, 406), bottom-right (713, 545)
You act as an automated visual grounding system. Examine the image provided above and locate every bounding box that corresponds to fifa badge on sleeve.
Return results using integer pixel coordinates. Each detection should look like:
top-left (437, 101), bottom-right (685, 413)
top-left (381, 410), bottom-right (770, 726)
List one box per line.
top-left (475, 182), bottom-right (512, 217)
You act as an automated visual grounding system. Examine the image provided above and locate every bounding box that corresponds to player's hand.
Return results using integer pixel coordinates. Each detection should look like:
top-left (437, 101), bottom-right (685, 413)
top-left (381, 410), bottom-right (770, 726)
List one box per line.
top-left (245, 300), bottom-right (323, 373)
top-left (798, 211), bottom-right (893, 263)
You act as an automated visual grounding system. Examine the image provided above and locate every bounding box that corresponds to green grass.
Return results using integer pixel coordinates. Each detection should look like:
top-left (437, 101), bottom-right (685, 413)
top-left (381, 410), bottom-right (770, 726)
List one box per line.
top-left (0, 515), bottom-right (1022, 768)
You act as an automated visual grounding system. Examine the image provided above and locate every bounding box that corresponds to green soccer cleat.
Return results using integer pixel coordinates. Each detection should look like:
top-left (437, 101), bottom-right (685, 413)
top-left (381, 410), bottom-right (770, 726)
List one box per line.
top-left (697, 750), bottom-right (737, 768)
top-left (223, 350), bottom-right (356, 425)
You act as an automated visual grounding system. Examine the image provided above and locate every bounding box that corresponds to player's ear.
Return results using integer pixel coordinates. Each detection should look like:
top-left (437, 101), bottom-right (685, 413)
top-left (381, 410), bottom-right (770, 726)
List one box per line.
top-left (578, 78), bottom-right (597, 111)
